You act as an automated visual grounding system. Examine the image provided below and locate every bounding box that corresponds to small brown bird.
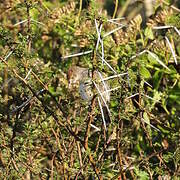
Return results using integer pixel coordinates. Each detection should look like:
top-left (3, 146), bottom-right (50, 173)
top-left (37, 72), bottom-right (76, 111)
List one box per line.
top-left (67, 65), bottom-right (110, 103)
top-left (68, 65), bottom-right (111, 124)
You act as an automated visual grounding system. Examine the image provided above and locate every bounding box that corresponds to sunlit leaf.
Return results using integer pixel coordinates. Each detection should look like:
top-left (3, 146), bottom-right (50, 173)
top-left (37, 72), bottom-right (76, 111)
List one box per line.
top-left (144, 27), bottom-right (154, 40)
top-left (143, 112), bottom-right (150, 124)
top-left (140, 66), bottom-right (151, 79)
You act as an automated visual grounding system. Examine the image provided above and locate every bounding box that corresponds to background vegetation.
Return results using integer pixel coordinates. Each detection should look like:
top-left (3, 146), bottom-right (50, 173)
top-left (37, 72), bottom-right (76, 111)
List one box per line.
top-left (0, 0), bottom-right (180, 179)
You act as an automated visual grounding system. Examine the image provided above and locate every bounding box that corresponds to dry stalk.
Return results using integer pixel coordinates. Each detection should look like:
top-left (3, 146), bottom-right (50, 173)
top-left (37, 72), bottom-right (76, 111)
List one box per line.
top-left (76, 141), bottom-right (83, 173)
top-left (117, 107), bottom-right (126, 179)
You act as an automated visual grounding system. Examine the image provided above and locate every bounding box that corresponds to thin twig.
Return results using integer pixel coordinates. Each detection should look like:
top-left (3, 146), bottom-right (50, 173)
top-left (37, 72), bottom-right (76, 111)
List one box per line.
top-left (153, 26), bottom-right (180, 36)
top-left (144, 80), bottom-right (152, 88)
top-left (62, 50), bottom-right (93, 59)
top-left (13, 19), bottom-right (28, 26)
top-left (24, 69), bottom-right (32, 80)
top-left (93, 81), bottom-right (111, 116)
top-left (97, 71), bottom-right (109, 98)
top-left (107, 19), bottom-right (125, 26)
top-left (103, 72), bottom-right (128, 81)
top-left (90, 124), bottom-right (101, 132)
top-left (161, 0), bottom-right (180, 12)
top-left (117, 108), bottom-right (126, 179)
top-left (31, 19), bottom-right (46, 26)
top-left (142, 93), bottom-right (158, 102)
top-left (4, 51), bottom-right (13, 61)
top-left (147, 50), bottom-right (170, 71)
top-left (141, 118), bottom-right (160, 132)
top-left (84, 96), bottom-right (96, 150)
top-left (130, 49), bottom-right (147, 59)
top-left (126, 93), bottom-right (139, 99)
top-left (107, 17), bottom-right (125, 21)
top-left (98, 97), bottom-right (107, 131)
top-left (25, 1), bottom-right (31, 52)
top-left (76, 141), bottom-right (83, 174)
top-left (103, 25), bottom-right (125, 38)
top-left (102, 86), bottom-right (121, 93)
top-left (165, 36), bottom-right (177, 64)
top-left (98, 55), bottom-right (117, 74)
top-left (131, 50), bottom-right (170, 71)
top-left (95, 19), bottom-right (102, 51)
top-left (174, 27), bottom-right (180, 36)
top-left (152, 25), bottom-right (173, 30)
top-left (101, 39), bottom-right (104, 65)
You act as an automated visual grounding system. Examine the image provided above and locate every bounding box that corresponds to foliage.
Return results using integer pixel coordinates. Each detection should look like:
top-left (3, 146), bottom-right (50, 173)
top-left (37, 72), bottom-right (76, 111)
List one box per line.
top-left (0, 0), bottom-right (180, 179)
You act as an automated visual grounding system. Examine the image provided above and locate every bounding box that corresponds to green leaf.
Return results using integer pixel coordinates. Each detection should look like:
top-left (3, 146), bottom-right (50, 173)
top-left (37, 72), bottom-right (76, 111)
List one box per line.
top-left (157, 125), bottom-right (170, 134)
top-left (148, 53), bottom-right (159, 65)
top-left (48, 86), bottom-right (55, 94)
top-left (134, 167), bottom-right (149, 180)
top-left (162, 98), bottom-right (169, 114)
top-left (153, 70), bottom-right (163, 89)
top-left (140, 66), bottom-right (151, 79)
top-left (143, 112), bottom-right (150, 124)
top-left (148, 51), bottom-right (170, 71)
top-left (110, 100), bottom-right (118, 108)
top-left (153, 90), bottom-right (162, 102)
top-left (144, 27), bottom-right (154, 40)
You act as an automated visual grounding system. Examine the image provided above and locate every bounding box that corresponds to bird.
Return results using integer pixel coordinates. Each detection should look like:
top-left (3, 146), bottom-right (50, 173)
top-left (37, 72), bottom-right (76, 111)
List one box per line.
top-left (67, 65), bottom-right (111, 124)
top-left (67, 65), bottom-right (110, 103)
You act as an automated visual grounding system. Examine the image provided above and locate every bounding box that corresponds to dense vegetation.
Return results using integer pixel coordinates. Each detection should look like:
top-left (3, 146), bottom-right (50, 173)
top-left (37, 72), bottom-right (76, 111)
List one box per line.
top-left (0, 0), bottom-right (180, 179)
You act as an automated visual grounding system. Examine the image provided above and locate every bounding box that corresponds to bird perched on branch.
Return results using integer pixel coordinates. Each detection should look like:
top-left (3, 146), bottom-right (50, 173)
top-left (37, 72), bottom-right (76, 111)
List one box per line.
top-left (68, 65), bottom-right (110, 103)
top-left (68, 65), bottom-right (111, 123)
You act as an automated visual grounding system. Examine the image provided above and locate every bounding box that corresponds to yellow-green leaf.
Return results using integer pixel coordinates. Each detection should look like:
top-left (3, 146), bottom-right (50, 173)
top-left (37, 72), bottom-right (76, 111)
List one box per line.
top-left (145, 27), bottom-right (154, 40)
top-left (140, 66), bottom-right (151, 79)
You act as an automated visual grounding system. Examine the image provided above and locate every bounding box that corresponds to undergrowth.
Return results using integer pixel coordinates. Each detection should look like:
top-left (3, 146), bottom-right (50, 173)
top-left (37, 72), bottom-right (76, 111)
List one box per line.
top-left (0, 0), bottom-right (180, 179)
